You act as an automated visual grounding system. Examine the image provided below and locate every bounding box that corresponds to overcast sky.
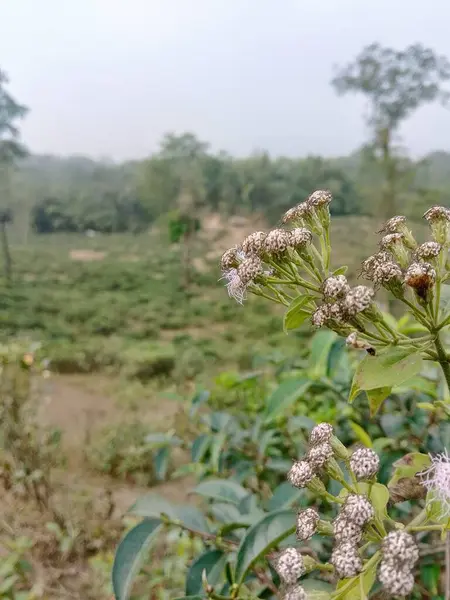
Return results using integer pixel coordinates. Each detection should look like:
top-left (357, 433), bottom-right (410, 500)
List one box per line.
top-left (2, 0), bottom-right (450, 161)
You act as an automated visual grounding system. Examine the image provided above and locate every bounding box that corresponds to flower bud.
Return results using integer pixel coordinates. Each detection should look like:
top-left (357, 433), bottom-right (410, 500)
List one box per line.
top-left (273, 547), bottom-right (305, 584)
top-left (378, 562), bottom-right (415, 597)
top-left (423, 205), bottom-right (450, 244)
top-left (333, 514), bottom-right (363, 544)
top-left (309, 423), bottom-right (333, 446)
top-left (264, 229), bottom-right (292, 257)
top-left (404, 261), bottom-right (436, 301)
top-left (379, 233), bottom-right (410, 268)
top-left (296, 508), bottom-right (319, 541)
top-left (350, 446), bottom-right (380, 480)
top-left (220, 246), bottom-right (239, 271)
top-left (241, 231), bottom-right (267, 256)
top-left (331, 542), bottom-right (363, 578)
top-left (379, 215), bottom-right (417, 249)
top-left (307, 441), bottom-right (333, 470)
top-left (282, 584), bottom-right (307, 600)
top-left (381, 531), bottom-right (419, 567)
top-left (287, 460), bottom-right (314, 488)
top-left (341, 494), bottom-right (374, 526)
top-left (322, 275), bottom-right (350, 300)
top-left (415, 241), bottom-right (442, 262)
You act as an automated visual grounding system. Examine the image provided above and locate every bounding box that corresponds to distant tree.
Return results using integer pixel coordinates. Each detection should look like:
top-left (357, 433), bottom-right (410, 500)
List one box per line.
top-left (332, 43), bottom-right (450, 218)
top-left (0, 69), bottom-right (28, 280)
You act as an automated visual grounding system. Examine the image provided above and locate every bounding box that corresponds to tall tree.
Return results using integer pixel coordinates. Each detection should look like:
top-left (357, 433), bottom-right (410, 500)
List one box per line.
top-left (332, 43), bottom-right (450, 218)
top-left (0, 69), bottom-right (28, 280)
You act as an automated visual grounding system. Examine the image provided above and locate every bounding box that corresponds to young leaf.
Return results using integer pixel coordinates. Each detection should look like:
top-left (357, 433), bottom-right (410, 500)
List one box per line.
top-left (129, 495), bottom-right (209, 533)
top-left (366, 386), bottom-right (392, 415)
top-left (153, 447), bottom-right (170, 480)
top-left (349, 348), bottom-right (423, 403)
top-left (334, 556), bottom-right (378, 599)
top-left (309, 330), bottom-right (337, 379)
top-left (268, 482), bottom-right (304, 511)
top-left (185, 550), bottom-right (227, 596)
top-left (263, 378), bottom-right (311, 421)
top-left (283, 295), bottom-right (314, 332)
top-left (191, 434), bottom-right (211, 463)
top-left (192, 479), bottom-right (248, 505)
top-left (234, 510), bottom-right (295, 584)
top-left (332, 266), bottom-right (348, 276)
top-left (112, 518), bottom-right (161, 600)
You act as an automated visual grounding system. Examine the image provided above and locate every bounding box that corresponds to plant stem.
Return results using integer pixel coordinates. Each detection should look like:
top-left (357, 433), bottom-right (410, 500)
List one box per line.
top-left (433, 333), bottom-right (450, 600)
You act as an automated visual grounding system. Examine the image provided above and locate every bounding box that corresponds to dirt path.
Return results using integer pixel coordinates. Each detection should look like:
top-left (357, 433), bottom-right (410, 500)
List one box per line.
top-left (40, 375), bottom-right (194, 513)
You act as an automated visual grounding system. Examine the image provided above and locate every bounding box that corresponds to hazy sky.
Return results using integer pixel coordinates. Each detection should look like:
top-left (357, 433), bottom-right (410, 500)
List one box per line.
top-left (2, 0), bottom-right (450, 161)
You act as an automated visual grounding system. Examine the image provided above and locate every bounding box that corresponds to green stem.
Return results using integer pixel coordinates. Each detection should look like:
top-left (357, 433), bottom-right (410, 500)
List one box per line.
top-left (434, 334), bottom-right (450, 392)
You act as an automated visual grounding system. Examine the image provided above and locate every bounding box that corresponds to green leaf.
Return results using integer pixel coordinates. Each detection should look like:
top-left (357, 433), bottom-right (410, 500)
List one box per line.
top-left (358, 483), bottom-right (389, 519)
top-left (349, 421), bottom-right (372, 448)
top-left (349, 348), bottom-right (423, 403)
top-left (174, 597), bottom-right (204, 600)
top-left (189, 390), bottom-right (210, 417)
top-left (234, 510), bottom-right (295, 584)
top-left (153, 447), bottom-right (170, 481)
top-left (129, 495), bottom-right (209, 533)
top-left (420, 563), bottom-right (440, 595)
top-left (388, 453), bottom-right (431, 488)
top-left (334, 556), bottom-right (378, 599)
top-left (263, 378), bottom-right (311, 421)
top-left (210, 502), bottom-right (243, 524)
top-left (283, 295), bottom-right (313, 332)
top-left (191, 434), bottom-right (211, 463)
top-left (439, 284), bottom-right (450, 313)
top-left (309, 330), bottom-right (337, 379)
top-left (426, 491), bottom-right (450, 525)
top-left (112, 518), bottom-right (161, 600)
top-left (366, 387), bottom-right (392, 415)
top-left (192, 479), bottom-right (248, 505)
top-left (186, 549), bottom-right (227, 596)
top-left (268, 482), bottom-right (304, 511)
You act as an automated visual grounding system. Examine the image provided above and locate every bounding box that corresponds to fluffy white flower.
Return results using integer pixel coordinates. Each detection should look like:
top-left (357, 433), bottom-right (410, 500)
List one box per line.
top-left (421, 450), bottom-right (450, 517)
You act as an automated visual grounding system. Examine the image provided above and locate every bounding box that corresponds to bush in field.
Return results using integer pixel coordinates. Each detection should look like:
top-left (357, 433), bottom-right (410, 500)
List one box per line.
top-left (113, 192), bottom-right (450, 599)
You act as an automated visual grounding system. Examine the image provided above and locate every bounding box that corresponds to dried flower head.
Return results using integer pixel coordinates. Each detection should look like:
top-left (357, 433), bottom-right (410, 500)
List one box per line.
top-left (330, 542), bottom-right (363, 579)
top-left (382, 531), bottom-right (419, 568)
top-left (274, 547), bottom-right (305, 584)
top-left (379, 233), bottom-right (404, 249)
top-left (379, 215), bottom-right (407, 234)
top-left (290, 227), bottom-right (313, 248)
top-left (333, 514), bottom-right (363, 544)
top-left (341, 494), bottom-right (374, 526)
top-left (308, 189), bottom-right (333, 207)
top-left (343, 286), bottom-right (375, 317)
top-left (421, 450), bottom-right (450, 517)
top-left (415, 241), bottom-right (442, 260)
top-left (361, 251), bottom-right (393, 280)
top-left (283, 584), bottom-right (307, 600)
top-left (423, 205), bottom-right (450, 223)
top-left (404, 261), bottom-right (436, 299)
top-left (282, 205), bottom-right (301, 224)
top-left (350, 447), bottom-right (380, 480)
top-left (242, 231), bottom-right (267, 256)
top-left (296, 508), bottom-right (319, 541)
top-left (237, 255), bottom-right (264, 285)
top-left (311, 305), bottom-right (329, 328)
top-left (307, 441), bottom-right (333, 470)
top-left (372, 261), bottom-right (403, 286)
top-left (345, 332), bottom-right (375, 354)
top-left (287, 460), bottom-right (314, 488)
top-left (378, 562), bottom-right (415, 597)
top-left (322, 275), bottom-right (350, 300)
top-left (220, 247), bottom-right (239, 271)
top-left (264, 229), bottom-right (292, 255)
top-left (423, 206), bottom-right (450, 244)
top-left (309, 423), bottom-right (333, 446)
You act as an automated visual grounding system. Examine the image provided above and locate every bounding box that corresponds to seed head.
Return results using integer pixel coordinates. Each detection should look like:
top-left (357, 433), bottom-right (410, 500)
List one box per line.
top-left (415, 241), bottom-right (442, 260)
top-left (372, 261), bottom-right (403, 286)
top-left (420, 450), bottom-right (450, 518)
top-left (287, 460), bottom-right (314, 488)
top-left (242, 231), bottom-right (267, 256)
top-left (223, 268), bottom-right (246, 304)
top-left (309, 423), bottom-right (333, 446)
top-left (283, 584), bottom-right (307, 600)
top-left (330, 542), bottom-right (363, 579)
top-left (379, 215), bottom-right (407, 234)
top-left (333, 514), bottom-right (363, 544)
top-left (264, 229), bottom-right (292, 255)
top-left (322, 275), bottom-right (350, 300)
top-left (341, 494), bottom-right (374, 526)
top-left (380, 233), bottom-right (404, 250)
top-left (343, 286), bottom-right (375, 317)
top-left (237, 255), bottom-right (264, 285)
top-left (307, 441), bottom-right (333, 470)
top-left (378, 562), bottom-right (415, 597)
top-left (350, 447), bottom-right (380, 480)
top-left (296, 507), bottom-right (319, 541)
top-left (382, 531), bottom-right (419, 567)
top-left (290, 227), bottom-right (313, 248)
top-left (220, 247), bottom-right (239, 271)
top-left (404, 262), bottom-right (436, 299)
top-left (274, 547), bottom-right (305, 584)
top-left (308, 189), bottom-right (333, 207)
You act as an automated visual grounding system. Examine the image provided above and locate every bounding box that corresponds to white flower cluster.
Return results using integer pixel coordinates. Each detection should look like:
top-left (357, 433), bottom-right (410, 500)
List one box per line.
top-left (379, 531), bottom-right (418, 596)
top-left (350, 446), bottom-right (380, 480)
top-left (274, 548), bottom-right (308, 600)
